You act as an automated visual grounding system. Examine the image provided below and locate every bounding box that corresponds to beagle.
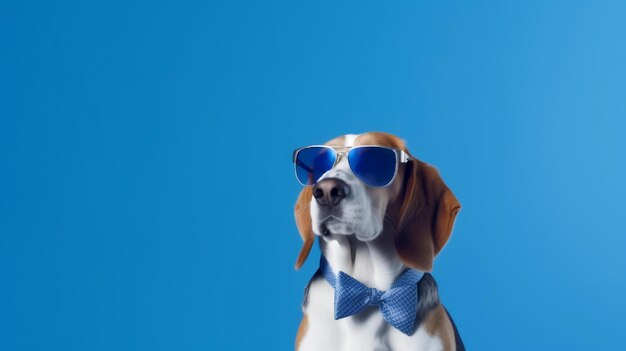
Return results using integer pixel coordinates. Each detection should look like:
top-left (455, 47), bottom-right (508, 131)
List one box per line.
top-left (292, 132), bottom-right (464, 351)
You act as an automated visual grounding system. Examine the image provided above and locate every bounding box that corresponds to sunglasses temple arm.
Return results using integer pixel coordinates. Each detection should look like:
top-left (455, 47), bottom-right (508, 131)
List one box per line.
top-left (400, 151), bottom-right (411, 163)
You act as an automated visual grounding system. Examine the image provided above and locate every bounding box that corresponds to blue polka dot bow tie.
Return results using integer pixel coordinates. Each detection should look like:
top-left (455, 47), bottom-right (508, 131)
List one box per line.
top-left (319, 255), bottom-right (425, 335)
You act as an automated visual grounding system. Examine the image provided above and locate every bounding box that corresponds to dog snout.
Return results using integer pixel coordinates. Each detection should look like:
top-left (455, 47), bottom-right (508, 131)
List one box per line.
top-left (312, 178), bottom-right (350, 207)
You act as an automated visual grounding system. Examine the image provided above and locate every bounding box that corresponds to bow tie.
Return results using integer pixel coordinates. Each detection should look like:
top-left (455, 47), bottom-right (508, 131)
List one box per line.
top-left (318, 255), bottom-right (424, 335)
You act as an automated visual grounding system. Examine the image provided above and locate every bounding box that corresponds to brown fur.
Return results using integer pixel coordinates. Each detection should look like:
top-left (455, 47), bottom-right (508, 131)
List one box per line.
top-left (423, 305), bottom-right (455, 350)
top-left (295, 314), bottom-right (308, 350)
top-left (294, 186), bottom-right (314, 269)
top-left (394, 157), bottom-right (461, 272)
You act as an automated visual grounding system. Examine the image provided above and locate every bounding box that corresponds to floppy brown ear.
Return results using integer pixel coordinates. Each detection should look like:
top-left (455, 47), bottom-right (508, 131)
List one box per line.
top-left (294, 187), bottom-right (315, 270)
top-left (395, 158), bottom-right (461, 272)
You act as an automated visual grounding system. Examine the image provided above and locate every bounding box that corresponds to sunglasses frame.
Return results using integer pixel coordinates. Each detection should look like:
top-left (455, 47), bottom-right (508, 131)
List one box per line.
top-left (292, 145), bottom-right (412, 188)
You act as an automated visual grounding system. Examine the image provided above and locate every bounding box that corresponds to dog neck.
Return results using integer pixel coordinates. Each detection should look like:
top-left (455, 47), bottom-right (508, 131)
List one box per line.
top-left (319, 223), bottom-right (406, 291)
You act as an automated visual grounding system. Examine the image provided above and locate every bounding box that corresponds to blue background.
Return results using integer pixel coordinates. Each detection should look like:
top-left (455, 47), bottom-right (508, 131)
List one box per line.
top-left (2, 1), bottom-right (625, 350)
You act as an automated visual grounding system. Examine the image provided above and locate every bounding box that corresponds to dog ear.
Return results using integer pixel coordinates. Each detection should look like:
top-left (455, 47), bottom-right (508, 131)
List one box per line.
top-left (294, 186), bottom-right (315, 270)
top-left (395, 156), bottom-right (461, 272)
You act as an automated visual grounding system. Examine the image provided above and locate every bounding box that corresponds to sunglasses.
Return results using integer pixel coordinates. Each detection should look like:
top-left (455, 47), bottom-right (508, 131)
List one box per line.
top-left (292, 145), bottom-right (412, 187)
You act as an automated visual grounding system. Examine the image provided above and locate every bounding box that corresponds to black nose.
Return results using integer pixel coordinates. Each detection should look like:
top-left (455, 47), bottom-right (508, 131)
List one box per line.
top-left (312, 178), bottom-right (350, 207)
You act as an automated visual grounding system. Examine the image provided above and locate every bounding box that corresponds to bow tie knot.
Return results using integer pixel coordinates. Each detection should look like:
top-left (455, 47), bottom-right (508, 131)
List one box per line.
top-left (319, 256), bottom-right (425, 336)
top-left (366, 287), bottom-right (384, 306)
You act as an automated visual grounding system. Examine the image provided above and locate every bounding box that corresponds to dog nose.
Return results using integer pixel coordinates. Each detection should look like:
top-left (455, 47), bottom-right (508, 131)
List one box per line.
top-left (312, 178), bottom-right (350, 207)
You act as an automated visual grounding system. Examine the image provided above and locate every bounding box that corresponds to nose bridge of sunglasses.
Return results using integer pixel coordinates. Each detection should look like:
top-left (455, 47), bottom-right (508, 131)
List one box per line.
top-left (334, 151), bottom-right (349, 165)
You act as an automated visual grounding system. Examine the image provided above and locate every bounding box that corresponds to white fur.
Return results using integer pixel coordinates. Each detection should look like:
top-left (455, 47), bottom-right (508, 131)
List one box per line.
top-left (345, 133), bottom-right (358, 147)
top-left (299, 134), bottom-right (447, 351)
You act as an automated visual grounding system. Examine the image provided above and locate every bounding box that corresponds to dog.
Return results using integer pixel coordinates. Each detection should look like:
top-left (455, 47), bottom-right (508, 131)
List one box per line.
top-left (292, 132), bottom-right (464, 351)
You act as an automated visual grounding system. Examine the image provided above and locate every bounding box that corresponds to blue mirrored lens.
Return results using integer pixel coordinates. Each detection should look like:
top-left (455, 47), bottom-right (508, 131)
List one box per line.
top-left (295, 147), bottom-right (337, 185)
top-left (348, 147), bottom-right (397, 187)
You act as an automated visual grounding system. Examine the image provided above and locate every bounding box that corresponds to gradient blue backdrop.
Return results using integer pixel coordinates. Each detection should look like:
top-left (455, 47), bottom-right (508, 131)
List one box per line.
top-left (2, 1), bottom-right (625, 350)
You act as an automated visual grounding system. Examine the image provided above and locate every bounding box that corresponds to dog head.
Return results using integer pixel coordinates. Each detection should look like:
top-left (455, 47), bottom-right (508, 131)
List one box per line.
top-left (293, 132), bottom-right (461, 272)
